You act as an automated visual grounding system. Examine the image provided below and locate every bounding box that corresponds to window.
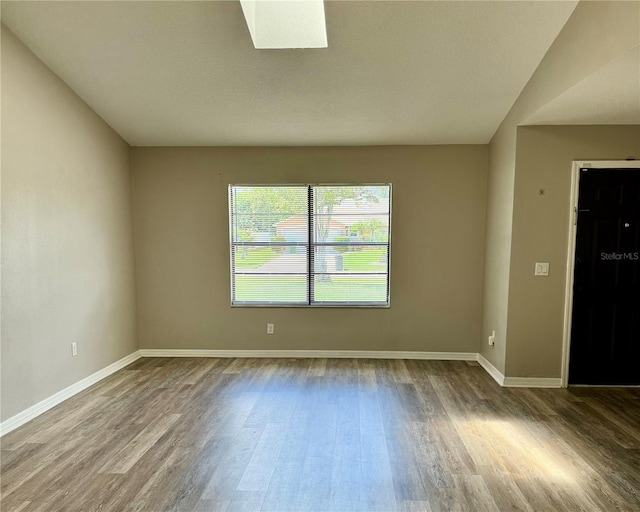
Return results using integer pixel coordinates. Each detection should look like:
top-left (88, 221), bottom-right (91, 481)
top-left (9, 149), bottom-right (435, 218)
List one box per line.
top-left (229, 184), bottom-right (391, 306)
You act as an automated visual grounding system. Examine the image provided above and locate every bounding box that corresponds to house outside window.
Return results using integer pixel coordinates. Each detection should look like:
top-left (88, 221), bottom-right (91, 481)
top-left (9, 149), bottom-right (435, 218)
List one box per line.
top-left (229, 184), bottom-right (391, 306)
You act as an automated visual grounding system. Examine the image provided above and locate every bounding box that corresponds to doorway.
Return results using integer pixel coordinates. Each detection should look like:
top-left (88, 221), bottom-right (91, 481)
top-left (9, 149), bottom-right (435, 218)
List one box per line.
top-left (565, 163), bottom-right (640, 385)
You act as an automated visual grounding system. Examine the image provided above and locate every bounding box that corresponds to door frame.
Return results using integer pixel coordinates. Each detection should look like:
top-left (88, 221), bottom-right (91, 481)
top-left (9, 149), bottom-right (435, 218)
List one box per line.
top-left (561, 160), bottom-right (640, 388)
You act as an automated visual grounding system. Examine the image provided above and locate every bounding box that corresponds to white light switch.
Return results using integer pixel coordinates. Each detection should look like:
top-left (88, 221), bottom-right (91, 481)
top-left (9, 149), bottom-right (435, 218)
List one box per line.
top-left (535, 262), bottom-right (549, 276)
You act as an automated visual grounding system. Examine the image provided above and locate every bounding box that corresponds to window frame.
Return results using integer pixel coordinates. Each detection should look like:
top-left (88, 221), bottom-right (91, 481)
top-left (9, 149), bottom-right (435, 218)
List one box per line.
top-left (228, 183), bottom-right (392, 308)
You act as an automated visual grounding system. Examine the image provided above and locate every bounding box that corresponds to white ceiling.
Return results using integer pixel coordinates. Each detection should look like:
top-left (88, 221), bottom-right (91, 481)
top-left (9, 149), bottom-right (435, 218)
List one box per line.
top-left (524, 45), bottom-right (640, 126)
top-left (1, 1), bottom-right (579, 146)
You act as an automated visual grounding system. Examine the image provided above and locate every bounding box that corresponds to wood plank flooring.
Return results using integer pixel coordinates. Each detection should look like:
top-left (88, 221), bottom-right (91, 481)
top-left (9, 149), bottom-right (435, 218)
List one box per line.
top-left (1, 358), bottom-right (640, 511)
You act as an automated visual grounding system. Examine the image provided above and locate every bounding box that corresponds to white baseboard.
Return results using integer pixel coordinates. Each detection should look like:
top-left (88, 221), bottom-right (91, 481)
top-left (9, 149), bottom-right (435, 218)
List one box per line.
top-left (0, 350), bottom-right (141, 437)
top-left (0, 348), bottom-right (565, 437)
top-left (477, 353), bottom-right (505, 386)
top-left (476, 354), bottom-right (562, 388)
top-left (503, 377), bottom-right (562, 388)
top-left (139, 349), bottom-right (479, 360)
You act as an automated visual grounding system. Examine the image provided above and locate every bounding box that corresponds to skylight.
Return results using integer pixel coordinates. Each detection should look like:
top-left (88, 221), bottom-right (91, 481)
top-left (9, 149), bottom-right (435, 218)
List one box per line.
top-left (240, 0), bottom-right (328, 49)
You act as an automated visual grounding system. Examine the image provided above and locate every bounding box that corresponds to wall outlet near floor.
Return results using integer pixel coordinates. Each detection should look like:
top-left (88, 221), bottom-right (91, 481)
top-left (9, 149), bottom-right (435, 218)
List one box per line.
top-left (534, 262), bottom-right (550, 276)
top-left (71, 342), bottom-right (78, 356)
top-left (488, 331), bottom-right (496, 346)
top-left (267, 323), bottom-right (275, 335)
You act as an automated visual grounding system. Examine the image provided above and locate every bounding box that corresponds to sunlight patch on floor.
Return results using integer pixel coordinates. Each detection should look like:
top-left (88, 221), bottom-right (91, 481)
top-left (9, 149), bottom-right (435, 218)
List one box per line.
top-left (456, 418), bottom-right (578, 485)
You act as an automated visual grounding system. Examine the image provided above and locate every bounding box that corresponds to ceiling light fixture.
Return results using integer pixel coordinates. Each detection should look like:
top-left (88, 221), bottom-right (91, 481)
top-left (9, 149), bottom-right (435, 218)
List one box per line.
top-left (240, 0), bottom-right (328, 49)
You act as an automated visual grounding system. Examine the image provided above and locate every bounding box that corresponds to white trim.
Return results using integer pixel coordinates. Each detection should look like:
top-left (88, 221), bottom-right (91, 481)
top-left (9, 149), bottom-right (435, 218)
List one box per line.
top-left (572, 161), bottom-right (640, 169)
top-left (561, 160), bottom-right (640, 387)
top-left (561, 162), bottom-right (581, 388)
top-left (503, 377), bottom-right (562, 388)
top-left (0, 351), bottom-right (141, 437)
top-left (139, 349), bottom-right (478, 360)
top-left (140, 350), bottom-right (564, 387)
top-left (477, 354), bottom-right (505, 386)
top-left (476, 354), bottom-right (561, 387)
top-left (0, 348), bottom-right (571, 436)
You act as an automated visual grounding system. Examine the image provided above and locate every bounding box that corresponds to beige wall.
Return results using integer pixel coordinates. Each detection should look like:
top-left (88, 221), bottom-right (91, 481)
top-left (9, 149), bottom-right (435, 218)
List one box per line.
top-left (1, 1), bottom-right (636, 428)
top-left (480, 126), bottom-right (516, 373)
top-left (479, 1), bottom-right (640, 374)
top-left (1, 27), bottom-right (138, 421)
top-left (505, 125), bottom-right (640, 378)
top-left (132, 146), bottom-right (488, 353)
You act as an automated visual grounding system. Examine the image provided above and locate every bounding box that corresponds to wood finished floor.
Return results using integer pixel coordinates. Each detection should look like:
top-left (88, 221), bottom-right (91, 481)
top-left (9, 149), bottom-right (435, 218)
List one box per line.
top-left (1, 358), bottom-right (640, 512)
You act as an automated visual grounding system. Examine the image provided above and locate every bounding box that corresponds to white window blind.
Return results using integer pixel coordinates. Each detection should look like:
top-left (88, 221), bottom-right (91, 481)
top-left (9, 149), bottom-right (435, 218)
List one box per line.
top-left (229, 184), bottom-right (391, 306)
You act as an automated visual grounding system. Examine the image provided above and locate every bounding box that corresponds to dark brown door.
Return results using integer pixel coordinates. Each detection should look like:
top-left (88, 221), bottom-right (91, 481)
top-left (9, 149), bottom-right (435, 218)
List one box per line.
top-left (569, 168), bottom-right (640, 385)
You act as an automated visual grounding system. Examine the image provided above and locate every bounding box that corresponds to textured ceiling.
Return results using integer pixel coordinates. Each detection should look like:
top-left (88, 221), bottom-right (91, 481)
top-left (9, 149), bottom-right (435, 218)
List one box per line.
top-left (524, 45), bottom-right (640, 126)
top-left (1, 1), bottom-right (578, 146)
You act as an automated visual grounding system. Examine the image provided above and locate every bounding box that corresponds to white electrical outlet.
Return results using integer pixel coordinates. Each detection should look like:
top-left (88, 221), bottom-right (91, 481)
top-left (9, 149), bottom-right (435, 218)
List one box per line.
top-left (267, 323), bottom-right (275, 335)
top-left (71, 342), bottom-right (78, 356)
top-left (488, 331), bottom-right (495, 346)
top-left (534, 262), bottom-right (550, 276)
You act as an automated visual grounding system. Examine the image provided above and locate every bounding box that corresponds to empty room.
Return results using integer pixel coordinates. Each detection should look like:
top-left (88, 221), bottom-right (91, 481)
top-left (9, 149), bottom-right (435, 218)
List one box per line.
top-left (1, 1), bottom-right (639, 511)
